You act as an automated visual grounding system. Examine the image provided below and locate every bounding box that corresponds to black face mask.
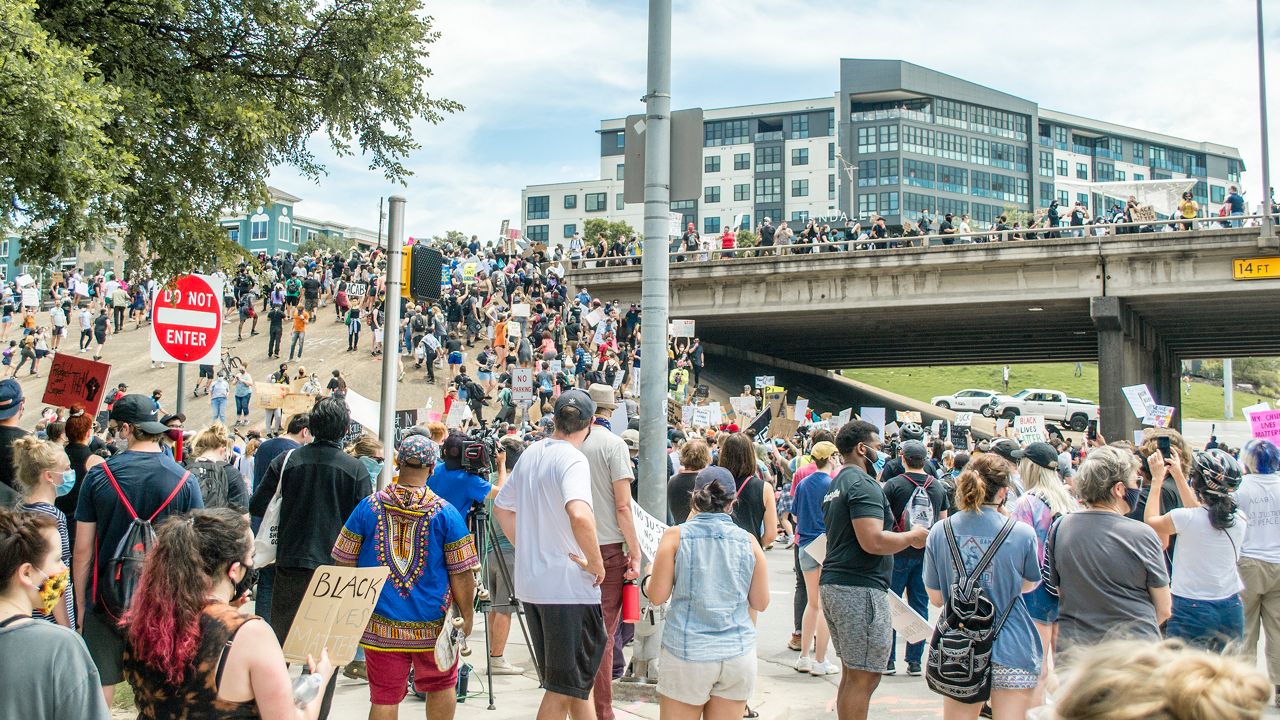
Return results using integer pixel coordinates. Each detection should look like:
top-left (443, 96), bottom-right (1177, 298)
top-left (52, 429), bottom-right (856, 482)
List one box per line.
top-left (232, 563), bottom-right (259, 603)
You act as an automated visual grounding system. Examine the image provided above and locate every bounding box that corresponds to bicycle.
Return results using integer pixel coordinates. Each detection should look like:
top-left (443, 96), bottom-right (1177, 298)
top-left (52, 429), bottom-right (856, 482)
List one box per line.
top-left (219, 349), bottom-right (245, 379)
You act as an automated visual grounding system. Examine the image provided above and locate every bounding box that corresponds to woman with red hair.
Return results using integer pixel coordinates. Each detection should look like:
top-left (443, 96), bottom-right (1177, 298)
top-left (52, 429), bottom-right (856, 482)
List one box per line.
top-left (122, 508), bottom-right (334, 719)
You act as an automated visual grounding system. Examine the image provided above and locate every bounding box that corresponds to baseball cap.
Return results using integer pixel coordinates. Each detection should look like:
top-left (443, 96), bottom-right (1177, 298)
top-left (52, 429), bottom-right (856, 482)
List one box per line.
top-left (442, 431), bottom-right (467, 461)
top-left (621, 429), bottom-right (640, 451)
top-left (990, 438), bottom-right (1024, 464)
top-left (694, 466), bottom-right (736, 495)
top-left (810, 441), bottom-right (838, 461)
top-left (1021, 441), bottom-right (1059, 470)
top-left (398, 434), bottom-right (439, 468)
top-left (0, 379), bottom-right (23, 420)
top-left (110, 394), bottom-right (168, 434)
top-left (554, 389), bottom-right (596, 422)
top-left (901, 440), bottom-right (929, 464)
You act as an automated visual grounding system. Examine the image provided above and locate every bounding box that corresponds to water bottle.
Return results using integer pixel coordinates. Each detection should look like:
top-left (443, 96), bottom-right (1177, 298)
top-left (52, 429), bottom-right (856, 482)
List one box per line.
top-left (292, 673), bottom-right (323, 708)
top-left (622, 579), bottom-right (640, 624)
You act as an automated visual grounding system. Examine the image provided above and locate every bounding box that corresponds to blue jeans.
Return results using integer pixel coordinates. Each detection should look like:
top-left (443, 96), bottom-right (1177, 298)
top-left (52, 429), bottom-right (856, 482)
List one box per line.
top-left (1166, 594), bottom-right (1244, 653)
top-left (211, 396), bottom-right (227, 423)
top-left (235, 394), bottom-right (251, 417)
top-left (889, 553), bottom-right (928, 664)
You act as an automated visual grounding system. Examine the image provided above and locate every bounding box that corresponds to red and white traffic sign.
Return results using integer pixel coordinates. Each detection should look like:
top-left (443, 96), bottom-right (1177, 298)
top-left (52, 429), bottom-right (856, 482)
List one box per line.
top-left (151, 274), bottom-right (224, 364)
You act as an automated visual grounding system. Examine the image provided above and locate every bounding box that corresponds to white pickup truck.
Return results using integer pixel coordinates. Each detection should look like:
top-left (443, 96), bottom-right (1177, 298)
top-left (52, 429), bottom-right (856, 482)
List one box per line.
top-left (987, 389), bottom-right (1098, 432)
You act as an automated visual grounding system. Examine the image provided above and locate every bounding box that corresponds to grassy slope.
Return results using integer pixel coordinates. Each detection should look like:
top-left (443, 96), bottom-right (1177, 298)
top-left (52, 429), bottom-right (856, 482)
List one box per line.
top-left (842, 363), bottom-right (1273, 420)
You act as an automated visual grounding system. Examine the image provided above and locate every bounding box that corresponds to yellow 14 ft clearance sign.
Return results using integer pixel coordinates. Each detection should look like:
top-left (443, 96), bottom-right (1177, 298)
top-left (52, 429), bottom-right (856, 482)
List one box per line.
top-left (1233, 257), bottom-right (1280, 280)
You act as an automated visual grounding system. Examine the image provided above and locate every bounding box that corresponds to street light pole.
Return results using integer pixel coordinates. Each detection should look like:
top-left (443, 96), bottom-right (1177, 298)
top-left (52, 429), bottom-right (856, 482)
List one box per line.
top-left (638, 0), bottom-right (672, 522)
top-left (1257, 0), bottom-right (1274, 240)
top-left (379, 196), bottom-right (406, 489)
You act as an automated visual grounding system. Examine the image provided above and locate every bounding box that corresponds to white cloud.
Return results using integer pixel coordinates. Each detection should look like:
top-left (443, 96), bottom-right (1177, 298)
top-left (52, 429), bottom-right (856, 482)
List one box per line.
top-left (275, 0), bottom-right (1280, 239)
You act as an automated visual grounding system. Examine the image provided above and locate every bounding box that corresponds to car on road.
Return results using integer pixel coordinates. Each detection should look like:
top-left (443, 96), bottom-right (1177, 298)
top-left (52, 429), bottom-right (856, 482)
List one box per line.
top-left (931, 389), bottom-right (1001, 414)
top-left (987, 388), bottom-right (1098, 431)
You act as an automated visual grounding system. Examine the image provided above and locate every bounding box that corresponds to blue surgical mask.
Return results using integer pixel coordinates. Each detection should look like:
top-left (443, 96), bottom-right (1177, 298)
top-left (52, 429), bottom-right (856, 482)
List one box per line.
top-left (55, 469), bottom-right (76, 497)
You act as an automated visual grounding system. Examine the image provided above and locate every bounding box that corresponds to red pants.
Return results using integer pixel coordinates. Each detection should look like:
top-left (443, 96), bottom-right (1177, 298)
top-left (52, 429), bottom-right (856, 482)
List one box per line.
top-left (593, 543), bottom-right (628, 720)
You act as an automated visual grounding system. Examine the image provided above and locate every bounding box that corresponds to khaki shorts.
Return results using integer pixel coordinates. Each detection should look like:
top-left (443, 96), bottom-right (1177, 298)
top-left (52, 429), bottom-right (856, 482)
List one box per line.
top-left (656, 647), bottom-right (755, 705)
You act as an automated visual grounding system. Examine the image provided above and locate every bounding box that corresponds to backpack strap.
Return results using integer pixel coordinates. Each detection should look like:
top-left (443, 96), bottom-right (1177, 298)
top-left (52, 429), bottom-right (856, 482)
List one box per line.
top-left (947, 516), bottom-right (1017, 596)
top-left (148, 471), bottom-right (190, 522)
top-left (101, 462), bottom-right (140, 522)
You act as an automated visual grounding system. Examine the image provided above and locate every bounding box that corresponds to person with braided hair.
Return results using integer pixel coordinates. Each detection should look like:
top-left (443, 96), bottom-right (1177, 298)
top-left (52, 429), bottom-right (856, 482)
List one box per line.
top-left (1144, 448), bottom-right (1247, 652)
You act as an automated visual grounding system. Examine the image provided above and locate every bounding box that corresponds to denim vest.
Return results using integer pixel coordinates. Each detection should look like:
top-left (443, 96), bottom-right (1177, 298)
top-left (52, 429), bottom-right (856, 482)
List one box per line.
top-left (662, 512), bottom-right (757, 662)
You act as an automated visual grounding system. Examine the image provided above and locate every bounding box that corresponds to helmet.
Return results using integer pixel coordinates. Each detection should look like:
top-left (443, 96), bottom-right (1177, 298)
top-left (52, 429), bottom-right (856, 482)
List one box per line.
top-left (1191, 449), bottom-right (1243, 496)
top-left (899, 422), bottom-right (925, 442)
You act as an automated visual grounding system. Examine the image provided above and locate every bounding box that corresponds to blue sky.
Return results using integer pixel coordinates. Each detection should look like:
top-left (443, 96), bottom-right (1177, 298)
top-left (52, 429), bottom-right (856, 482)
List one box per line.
top-left (268, 0), bottom-right (1280, 239)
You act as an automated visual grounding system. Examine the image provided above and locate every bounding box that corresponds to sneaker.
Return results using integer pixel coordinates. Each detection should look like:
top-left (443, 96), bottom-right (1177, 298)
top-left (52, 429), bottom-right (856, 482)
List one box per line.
top-left (907, 662), bottom-right (922, 676)
top-left (787, 633), bottom-right (801, 652)
top-left (882, 662), bottom-right (896, 676)
top-left (794, 655), bottom-right (812, 674)
top-left (809, 660), bottom-right (836, 677)
top-left (488, 657), bottom-right (524, 675)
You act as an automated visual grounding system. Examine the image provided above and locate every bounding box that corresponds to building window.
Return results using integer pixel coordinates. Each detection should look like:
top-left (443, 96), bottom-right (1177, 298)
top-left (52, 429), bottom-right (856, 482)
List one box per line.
top-left (938, 197), bottom-right (968, 218)
top-left (858, 193), bottom-right (877, 216)
top-left (563, 224), bottom-right (577, 238)
top-left (790, 114), bottom-right (809, 139)
top-left (616, 133), bottom-right (625, 148)
top-left (857, 126), bottom-right (875, 154)
top-left (563, 195), bottom-right (576, 210)
top-left (704, 216), bottom-right (721, 234)
top-left (1039, 152), bottom-right (1054, 177)
top-left (755, 177), bottom-right (781, 203)
top-left (250, 218), bottom-right (268, 241)
top-left (756, 146), bottom-right (781, 172)
top-left (227, 228), bottom-right (239, 244)
top-left (1077, 193), bottom-right (1089, 207)
top-left (903, 192), bottom-right (936, 215)
top-left (733, 153), bottom-right (750, 171)
top-left (734, 183), bottom-right (750, 201)
top-left (828, 143), bottom-right (836, 169)
top-left (292, 227), bottom-right (301, 245)
top-left (857, 160), bottom-right (877, 187)
top-left (879, 124), bottom-right (898, 152)
top-left (1054, 126), bottom-right (1068, 150)
top-left (1096, 162), bottom-right (1115, 182)
top-left (879, 158), bottom-right (898, 185)
top-left (1211, 185), bottom-right (1226, 204)
top-left (1133, 142), bottom-right (1145, 162)
top-left (1117, 171), bottom-right (1126, 181)
top-left (526, 225), bottom-right (549, 242)
top-left (971, 138), bottom-right (990, 166)
top-left (585, 192), bottom-right (607, 212)
top-left (1056, 160), bottom-right (1068, 177)
top-left (704, 186), bottom-right (721, 203)
top-left (705, 156), bottom-right (720, 173)
top-left (526, 195), bottom-right (550, 220)
top-left (616, 164), bottom-right (625, 181)
top-left (1039, 182), bottom-right (1055, 207)
top-left (791, 148), bottom-right (809, 166)
top-left (904, 159), bottom-right (935, 189)
top-left (829, 174), bottom-right (836, 200)
top-left (308, 230), bottom-right (318, 244)
top-left (616, 193), bottom-right (625, 211)
top-left (903, 125), bottom-right (935, 155)
top-left (937, 131), bottom-right (967, 161)
top-left (828, 111), bottom-right (835, 135)
top-left (791, 211), bottom-right (810, 222)
top-left (1076, 163), bottom-right (1088, 180)
top-left (791, 179), bottom-right (809, 197)
top-left (937, 164), bottom-right (969, 194)
top-left (704, 119), bottom-right (750, 147)
top-left (879, 192), bottom-right (899, 216)
top-left (1134, 173), bottom-right (1145, 181)
top-left (671, 200), bottom-right (696, 230)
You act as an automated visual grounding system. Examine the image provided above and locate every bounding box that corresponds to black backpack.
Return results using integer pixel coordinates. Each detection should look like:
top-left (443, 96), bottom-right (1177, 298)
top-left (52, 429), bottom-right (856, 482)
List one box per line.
top-left (925, 516), bottom-right (1017, 705)
top-left (96, 464), bottom-right (189, 622)
top-left (189, 459), bottom-right (230, 509)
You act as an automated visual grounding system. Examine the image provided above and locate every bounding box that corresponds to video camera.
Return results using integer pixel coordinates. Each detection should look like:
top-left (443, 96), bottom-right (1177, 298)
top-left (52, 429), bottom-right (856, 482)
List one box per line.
top-left (461, 427), bottom-right (501, 476)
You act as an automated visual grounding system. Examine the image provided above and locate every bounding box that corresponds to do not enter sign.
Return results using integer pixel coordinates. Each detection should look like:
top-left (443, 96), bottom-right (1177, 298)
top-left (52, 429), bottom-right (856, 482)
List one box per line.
top-left (151, 274), bottom-right (224, 364)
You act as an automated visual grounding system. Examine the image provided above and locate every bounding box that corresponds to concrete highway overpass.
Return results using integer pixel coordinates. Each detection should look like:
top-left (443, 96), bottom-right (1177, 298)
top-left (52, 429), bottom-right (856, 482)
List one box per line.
top-left (566, 226), bottom-right (1280, 442)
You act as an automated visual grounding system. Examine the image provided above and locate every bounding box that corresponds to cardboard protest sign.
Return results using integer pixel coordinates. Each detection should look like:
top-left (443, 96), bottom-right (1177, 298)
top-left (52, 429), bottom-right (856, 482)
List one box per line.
top-left (995, 419), bottom-right (1010, 436)
top-left (1121, 384), bottom-right (1156, 419)
top-left (950, 423), bottom-right (970, 450)
top-left (282, 393), bottom-right (315, 417)
top-left (691, 406), bottom-right (711, 428)
top-left (1243, 402), bottom-right (1272, 418)
top-left (585, 308), bottom-right (604, 327)
top-left (730, 396), bottom-right (757, 419)
top-left (445, 402), bottom-right (470, 428)
top-left (860, 407), bottom-right (885, 434)
top-left (1250, 409), bottom-right (1280, 443)
top-left (836, 408), bottom-right (853, 427)
top-left (769, 417), bottom-right (801, 440)
top-left (794, 398), bottom-right (809, 425)
top-left (394, 409), bottom-right (419, 442)
top-left (954, 412), bottom-right (973, 427)
top-left (707, 402), bottom-right (723, 427)
top-left (681, 405), bottom-right (694, 426)
top-left (512, 303), bottom-right (531, 318)
top-left (1143, 405), bottom-right (1175, 428)
top-left (885, 421), bottom-right (900, 438)
top-left (766, 391), bottom-right (787, 419)
top-left (1016, 415), bottom-right (1048, 445)
top-left (610, 404), bottom-right (628, 436)
top-left (283, 565), bottom-right (390, 665)
top-left (895, 410), bottom-right (922, 424)
top-left (346, 282), bottom-right (368, 299)
top-left (42, 354), bottom-right (111, 416)
top-left (754, 375), bottom-right (774, 389)
top-left (887, 591), bottom-right (933, 645)
top-left (255, 382), bottom-right (288, 410)
top-left (630, 503), bottom-right (668, 562)
top-left (669, 319), bottom-right (695, 338)
top-left (21, 287), bottom-right (37, 307)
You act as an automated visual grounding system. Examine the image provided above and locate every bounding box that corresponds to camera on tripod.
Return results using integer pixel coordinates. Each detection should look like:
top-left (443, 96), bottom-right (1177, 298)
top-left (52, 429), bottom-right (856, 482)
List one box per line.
top-left (461, 427), bottom-right (501, 476)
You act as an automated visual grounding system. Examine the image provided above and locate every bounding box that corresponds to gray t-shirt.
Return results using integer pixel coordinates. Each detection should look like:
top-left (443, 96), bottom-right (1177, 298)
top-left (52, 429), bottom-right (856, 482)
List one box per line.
top-left (0, 619), bottom-right (109, 720)
top-left (580, 422), bottom-right (634, 545)
top-left (1044, 510), bottom-right (1170, 649)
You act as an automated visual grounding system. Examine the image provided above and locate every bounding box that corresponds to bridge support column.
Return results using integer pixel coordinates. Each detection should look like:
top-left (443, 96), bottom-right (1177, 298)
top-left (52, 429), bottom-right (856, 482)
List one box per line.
top-left (1092, 297), bottom-right (1181, 443)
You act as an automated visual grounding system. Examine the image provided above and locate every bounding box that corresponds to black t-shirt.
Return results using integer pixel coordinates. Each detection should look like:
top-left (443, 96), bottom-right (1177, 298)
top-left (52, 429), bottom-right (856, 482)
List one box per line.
top-left (75, 450), bottom-right (203, 610)
top-left (1126, 478), bottom-right (1183, 567)
top-left (268, 309), bottom-right (286, 330)
top-left (882, 472), bottom-right (950, 559)
top-left (667, 471), bottom-right (697, 525)
top-left (0, 425), bottom-right (29, 491)
top-left (302, 278), bottom-right (320, 299)
top-left (445, 338), bottom-right (462, 354)
top-left (938, 220), bottom-right (954, 235)
top-left (820, 465), bottom-right (894, 590)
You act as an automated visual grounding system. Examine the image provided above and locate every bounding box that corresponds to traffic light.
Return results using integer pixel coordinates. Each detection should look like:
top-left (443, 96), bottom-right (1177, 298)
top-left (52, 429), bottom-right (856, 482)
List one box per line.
top-left (409, 245), bottom-right (444, 301)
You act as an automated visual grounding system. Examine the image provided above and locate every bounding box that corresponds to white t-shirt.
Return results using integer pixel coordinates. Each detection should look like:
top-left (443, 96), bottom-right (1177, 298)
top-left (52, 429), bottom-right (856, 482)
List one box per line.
top-left (494, 438), bottom-right (600, 604)
top-left (1236, 473), bottom-right (1280, 564)
top-left (1170, 506), bottom-right (1246, 600)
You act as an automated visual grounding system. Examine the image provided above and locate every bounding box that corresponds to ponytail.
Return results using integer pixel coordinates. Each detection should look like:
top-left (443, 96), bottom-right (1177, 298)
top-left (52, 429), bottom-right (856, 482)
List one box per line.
top-left (953, 454), bottom-right (1011, 512)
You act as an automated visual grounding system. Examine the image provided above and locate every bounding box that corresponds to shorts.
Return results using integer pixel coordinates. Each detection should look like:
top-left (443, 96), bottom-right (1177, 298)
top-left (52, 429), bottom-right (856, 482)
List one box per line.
top-left (485, 546), bottom-right (516, 613)
top-left (83, 607), bottom-right (126, 685)
top-left (448, 352), bottom-right (463, 365)
top-left (992, 663), bottom-right (1040, 691)
top-left (223, 295), bottom-right (236, 308)
top-left (821, 584), bottom-right (892, 673)
top-left (364, 647), bottom-right (457, 704)
top-left (525, 602), bottom-right (606, 700)
top-left (286, 295), bottom-right (299, 306)
top-left (656, 647), bottom-right (755, 705)
top-left (798, 543), bottom-right (822, 573)
top-left (1023, 582), bottom-right (1059, 624)
top-left (199, 364), bottom-right (214, 379)
top-left (477, 370), bottom-right (493, 381)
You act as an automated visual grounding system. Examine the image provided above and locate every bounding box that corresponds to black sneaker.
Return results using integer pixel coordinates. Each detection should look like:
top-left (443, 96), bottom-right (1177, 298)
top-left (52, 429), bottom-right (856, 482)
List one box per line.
top-left (881, 662), bottom-right (896, 676)
top-left (906, 662), bottom-right (922, 676)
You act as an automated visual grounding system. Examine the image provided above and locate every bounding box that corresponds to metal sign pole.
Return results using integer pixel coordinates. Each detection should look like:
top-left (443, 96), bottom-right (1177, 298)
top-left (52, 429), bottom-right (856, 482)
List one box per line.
top-left (379, 196), bottom-right (406, 488)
